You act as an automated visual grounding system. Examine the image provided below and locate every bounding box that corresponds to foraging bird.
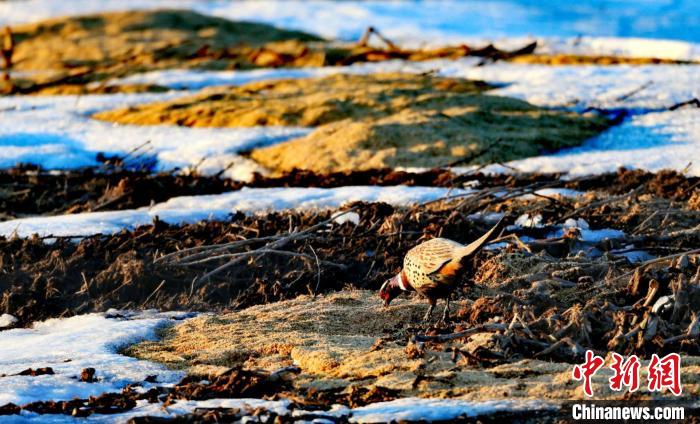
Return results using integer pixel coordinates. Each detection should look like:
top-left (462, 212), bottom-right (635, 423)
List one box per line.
top-left (379, 218), bottom-right (504, 322)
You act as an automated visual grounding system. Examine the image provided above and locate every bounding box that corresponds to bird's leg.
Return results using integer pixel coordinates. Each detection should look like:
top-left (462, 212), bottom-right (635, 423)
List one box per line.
top-left (441, 298), bottom-right (450, 324)
top-left (423, 301), bottom-right (435, 322)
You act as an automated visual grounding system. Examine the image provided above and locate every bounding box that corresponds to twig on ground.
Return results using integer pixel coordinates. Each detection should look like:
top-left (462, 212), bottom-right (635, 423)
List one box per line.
top-left (310, 245), bottom-right (322, 297)
top-left (158, 208), bottom-right (356, 285)
top-left (669, 98), bottom-right (700, 111)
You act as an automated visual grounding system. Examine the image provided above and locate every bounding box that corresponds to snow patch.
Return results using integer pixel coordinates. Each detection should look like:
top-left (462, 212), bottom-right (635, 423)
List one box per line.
top-left (6, 395), bottom-right (556, 423)
top-left (110, 61), bottom-right (700, 113)
top-left (347, 397), bottom-right (555, 423)
top-left (0, 313), bottom-right (18, 329)
top-left (477, 109), bottom-right (700, 177)
top-left (0, 313), bottom-right (189, 406)
top-left (0, 186), bottom-right (467, 238)
top-left (0, 93), bottom-right (309, 181)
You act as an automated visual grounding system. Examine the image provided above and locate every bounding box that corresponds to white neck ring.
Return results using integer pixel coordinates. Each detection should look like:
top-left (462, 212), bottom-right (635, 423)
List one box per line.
top-left (397, 273), bottom-right (408, 291)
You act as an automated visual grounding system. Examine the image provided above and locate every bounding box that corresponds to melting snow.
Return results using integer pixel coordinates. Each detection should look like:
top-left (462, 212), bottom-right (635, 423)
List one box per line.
top-left (0, 93), bottom-right (309, 181)
top-left (456, 63), bottom-right (700, 112)
top-left (0, 313), bottom-right (18, 329)
top-left (0, 186), bottom-right (467, 238)
top-left (2, 62), bottom-right (698, 181)
top-left (346, 398), bottom-right (555, 423)
top-left (477, 108), bottom-right (700, 177)
top-left (0, 312), bottom-right (189, 407)
top-left (110, 61), bottom-right (700, 113)
top-left (4, 393), bottom-right (556, 423)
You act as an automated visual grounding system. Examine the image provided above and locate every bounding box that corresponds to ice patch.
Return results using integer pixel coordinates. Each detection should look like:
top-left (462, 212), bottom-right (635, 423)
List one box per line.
top-left (0, 186), bottom-right (467, 238)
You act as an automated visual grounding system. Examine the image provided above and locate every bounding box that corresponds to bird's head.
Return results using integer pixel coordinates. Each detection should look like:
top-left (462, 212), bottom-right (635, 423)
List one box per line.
top-left (379, 274), bottom-right (402, 307)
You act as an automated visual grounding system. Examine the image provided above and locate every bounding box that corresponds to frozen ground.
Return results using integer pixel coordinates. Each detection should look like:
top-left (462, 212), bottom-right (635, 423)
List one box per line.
top-left (0, 312), bottom-right (188, 406)
top-left (0, 186), bottom-right (468, 238)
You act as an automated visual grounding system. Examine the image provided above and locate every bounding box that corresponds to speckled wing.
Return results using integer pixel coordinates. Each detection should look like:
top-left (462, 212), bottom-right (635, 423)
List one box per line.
top-left (404, 238), bottom-right (464, 275)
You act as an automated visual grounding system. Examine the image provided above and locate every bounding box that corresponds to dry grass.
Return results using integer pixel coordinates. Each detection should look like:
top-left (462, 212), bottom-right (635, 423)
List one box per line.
top-left (127, 290), bottom-right (700, 401)
top-left (5, 9), bottom-right (322, 93)
top-left (94, 73), bottom-right (609, 173)
top-left (510, 54), bottom-right (694, 65)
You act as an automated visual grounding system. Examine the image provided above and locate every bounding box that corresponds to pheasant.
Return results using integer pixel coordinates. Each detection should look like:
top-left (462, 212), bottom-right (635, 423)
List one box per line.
top-left (379, 218), bottom-right (503, 322)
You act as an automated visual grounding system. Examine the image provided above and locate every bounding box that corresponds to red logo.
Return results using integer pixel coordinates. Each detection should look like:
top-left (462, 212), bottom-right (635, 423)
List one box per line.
top-left (573, 351), bottom-right (682, 397)
top-left (648, 353), bottom-right (682, 396)
top-left (609, 353), bottom-right (641, 393)
top-left (572, 350), bottom-right (605, 397)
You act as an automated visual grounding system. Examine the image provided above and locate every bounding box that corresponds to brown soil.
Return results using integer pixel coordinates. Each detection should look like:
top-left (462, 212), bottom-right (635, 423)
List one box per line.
top-left (93, 73), bottom-right (609, 173)
top-left (1, 169), bottom-right (698, 414)
top-left (117, 169), bottom-right (700, 405)
top-left (0, 166), bottom-right (241, 221)
top-left (0, 201), bottom-right (499, 326)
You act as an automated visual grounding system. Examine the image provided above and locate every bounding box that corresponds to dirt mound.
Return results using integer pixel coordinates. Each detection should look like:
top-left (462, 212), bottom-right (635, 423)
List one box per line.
top-left (3, 10), bottom-right (693, 96)
top-left (94, 73), bottom-right (609, 173)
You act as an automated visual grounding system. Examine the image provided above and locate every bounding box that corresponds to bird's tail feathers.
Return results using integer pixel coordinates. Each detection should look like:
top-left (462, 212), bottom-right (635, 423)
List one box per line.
top-left (452, 216), bottom-right (504, 262)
